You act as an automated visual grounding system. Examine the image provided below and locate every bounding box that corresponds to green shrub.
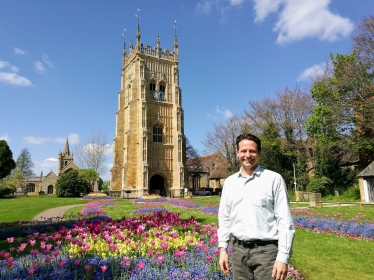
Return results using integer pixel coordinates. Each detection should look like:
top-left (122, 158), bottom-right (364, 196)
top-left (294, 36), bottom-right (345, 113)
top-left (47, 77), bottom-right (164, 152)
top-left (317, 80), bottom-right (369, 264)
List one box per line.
top-left (341, 186), bottom-right (361, 201)
top-left (306, 176), bottom-right (332, 195)
top-left (55, 170), bottom-right (89, 197)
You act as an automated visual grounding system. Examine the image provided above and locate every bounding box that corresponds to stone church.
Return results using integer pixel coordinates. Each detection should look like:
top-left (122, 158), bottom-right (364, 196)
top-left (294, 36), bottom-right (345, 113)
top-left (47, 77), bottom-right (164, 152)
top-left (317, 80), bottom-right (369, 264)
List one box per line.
top-left (110, 20), bottom-right (186, 198)
top-left (20, 139), bottom-right (79, 195)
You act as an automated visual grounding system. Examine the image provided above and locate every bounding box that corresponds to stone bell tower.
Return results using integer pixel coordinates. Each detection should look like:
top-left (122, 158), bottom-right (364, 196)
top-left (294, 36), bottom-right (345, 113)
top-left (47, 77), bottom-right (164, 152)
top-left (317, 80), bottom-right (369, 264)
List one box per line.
top-left (110, 18), bottom-right (186, 198)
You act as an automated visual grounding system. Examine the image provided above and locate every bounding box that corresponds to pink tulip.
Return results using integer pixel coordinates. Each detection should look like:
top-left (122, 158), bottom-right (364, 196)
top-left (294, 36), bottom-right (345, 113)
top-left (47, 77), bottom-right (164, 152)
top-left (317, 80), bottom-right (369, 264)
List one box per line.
top-left (137, 261), bottom-right (145, 270)
top-left (59, 261), bottom-right (65, 268)
top-left (85, 265), bottom-right (90, 272)
top-left (123, 256), bottom-right (130, 263)
top-left (74, 259), bottom-right (80, 266)
top-left (101, 265), bottom-right (108, 272)
top-left (157, 256), bottom-right (164, 263)
top-left (28, 268), bottom-right (35, 275)
top-left (7, 237), bottom-right (14, 243)
top-left (206, 255), bottom-right (213, 262)
top-left (30, 249), bottom-right (39, 256)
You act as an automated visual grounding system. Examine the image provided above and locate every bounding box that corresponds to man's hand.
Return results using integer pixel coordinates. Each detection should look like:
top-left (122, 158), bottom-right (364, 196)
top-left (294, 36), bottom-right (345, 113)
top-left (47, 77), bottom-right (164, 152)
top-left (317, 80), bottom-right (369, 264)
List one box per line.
top-left (219, 247), bottom-right (230, 274)
top-left (271, 260), bottom-right (288, 280)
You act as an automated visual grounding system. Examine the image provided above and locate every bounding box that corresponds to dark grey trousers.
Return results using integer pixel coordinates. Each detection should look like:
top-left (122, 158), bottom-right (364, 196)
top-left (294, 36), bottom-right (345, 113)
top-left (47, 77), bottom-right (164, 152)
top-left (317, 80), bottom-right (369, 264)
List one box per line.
top-left (232, 242), bottom-right (278, 280)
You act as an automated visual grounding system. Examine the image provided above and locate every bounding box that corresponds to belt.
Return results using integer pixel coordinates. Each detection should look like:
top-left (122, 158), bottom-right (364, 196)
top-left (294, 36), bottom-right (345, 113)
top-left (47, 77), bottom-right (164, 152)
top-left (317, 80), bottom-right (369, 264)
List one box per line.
top-left (233, 238), bottom-right (278, 249)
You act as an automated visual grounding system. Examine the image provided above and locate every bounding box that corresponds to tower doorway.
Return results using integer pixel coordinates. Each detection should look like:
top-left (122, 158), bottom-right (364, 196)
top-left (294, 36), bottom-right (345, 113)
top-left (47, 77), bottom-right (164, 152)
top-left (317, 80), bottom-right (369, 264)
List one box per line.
top-left (150, 175), bottom-right (165, 196)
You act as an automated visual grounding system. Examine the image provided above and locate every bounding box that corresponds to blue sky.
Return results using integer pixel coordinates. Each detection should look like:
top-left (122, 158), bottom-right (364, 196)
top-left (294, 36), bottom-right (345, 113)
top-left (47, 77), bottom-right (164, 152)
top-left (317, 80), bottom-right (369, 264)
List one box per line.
top-left (0, 0), bottom-right (372, 179)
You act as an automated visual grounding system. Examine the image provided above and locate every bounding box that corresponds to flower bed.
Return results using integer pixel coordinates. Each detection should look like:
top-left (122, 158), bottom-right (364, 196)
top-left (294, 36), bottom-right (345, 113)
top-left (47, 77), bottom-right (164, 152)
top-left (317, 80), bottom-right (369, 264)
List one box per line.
top-left (0, 211), bottom-right (302, 279)
top-left (167, 198), bottom-right (201, 209)
top-left (131, 202), bottom-right (168, 215)
top-left (199, 204), bottom-right (219, 215)
top-left (291, 209), bottom-right (374, 240)
top-left (82, 192), bottom-right (113, 200)
top-left (134, 195), bottom-right (168, 203)
top-left (81, 200), bottom-right (116, 216)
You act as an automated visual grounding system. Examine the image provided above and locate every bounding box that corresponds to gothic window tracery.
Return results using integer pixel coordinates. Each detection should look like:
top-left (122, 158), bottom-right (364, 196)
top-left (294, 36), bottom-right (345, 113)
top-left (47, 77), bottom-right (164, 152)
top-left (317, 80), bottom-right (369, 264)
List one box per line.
top-left (153, 124), bottom-right (163, 143)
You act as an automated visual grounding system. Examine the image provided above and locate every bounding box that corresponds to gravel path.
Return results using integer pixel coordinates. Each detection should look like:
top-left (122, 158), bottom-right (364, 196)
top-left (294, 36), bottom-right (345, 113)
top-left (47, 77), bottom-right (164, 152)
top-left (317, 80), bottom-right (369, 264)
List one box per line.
top-left (34, 204), bottom-right (86, 221)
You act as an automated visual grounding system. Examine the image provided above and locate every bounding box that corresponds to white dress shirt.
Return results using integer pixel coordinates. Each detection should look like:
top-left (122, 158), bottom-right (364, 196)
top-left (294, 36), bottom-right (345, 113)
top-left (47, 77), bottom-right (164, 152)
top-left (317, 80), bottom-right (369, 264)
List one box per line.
top-left (218, 165), bottom-right (295, 264)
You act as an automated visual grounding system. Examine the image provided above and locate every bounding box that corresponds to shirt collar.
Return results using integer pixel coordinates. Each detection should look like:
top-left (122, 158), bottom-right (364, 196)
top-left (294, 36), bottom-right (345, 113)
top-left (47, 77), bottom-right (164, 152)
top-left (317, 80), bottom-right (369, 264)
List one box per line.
top-left (238, 165), bottom-right (263, 179)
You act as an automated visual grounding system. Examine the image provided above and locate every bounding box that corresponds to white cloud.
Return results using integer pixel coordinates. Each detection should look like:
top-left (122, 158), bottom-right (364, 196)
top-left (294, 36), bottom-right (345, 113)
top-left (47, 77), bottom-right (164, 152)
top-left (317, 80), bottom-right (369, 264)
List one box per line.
top-left (0, 61), bottom-right (31, 86)
top-left (104, 144), bottom-right (113, 156)
top-left (196, 0), bottom-right (216, 14)
top-left (205, 113), bottom-right (219, 120)
top-left (34, 54), bottom-right (53, 74)
top-left (0, 61), bottom-right (19, 73)
top-left (0, 72), bottom-right (32, 86)
top-left (196, 0), bottom-right (244, 15)
top-left (24, 136), bottom-right (51, 145)
top-left (14, 48), bottom-right (26, 55)
top-left (298, 63), bottom-right (326, 81)
top-left (0, 61), bottom-right (9, 69)
top-left (55, 133), bottom-right (80, 145)
top-left (252, 0), bottom-right (283, 22)
top-left (229, 0), bottom-right (244, 6)
top-left (24, 134), bottom-right (80, 145)
top-left (0, 134), bottom-right (10, 142)
top-left (67, 133), bottom-right (80, 144)
top-left (34, 158), bottom-right (58, 176)
top-left (216, 106), bottom-right (234, 118)
top-left (252, 0), bottom-right (354, 44)
top-left (34, 61), bottom-right (45, 74)
top-left (42, 54), bottom-right (54, 68)
top-left (40, 158), bottom-right (57, 169)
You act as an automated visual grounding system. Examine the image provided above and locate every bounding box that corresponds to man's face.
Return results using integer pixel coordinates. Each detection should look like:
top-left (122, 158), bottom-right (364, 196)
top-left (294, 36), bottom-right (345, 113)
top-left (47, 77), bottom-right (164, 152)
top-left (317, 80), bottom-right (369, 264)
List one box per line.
top-left (236, 139), bottom-right (261, 171)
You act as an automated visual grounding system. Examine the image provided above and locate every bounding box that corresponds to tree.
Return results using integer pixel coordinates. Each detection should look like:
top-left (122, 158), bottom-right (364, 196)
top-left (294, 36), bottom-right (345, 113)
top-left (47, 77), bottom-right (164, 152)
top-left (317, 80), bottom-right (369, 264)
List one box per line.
top-left (0, 170), bottom-right (21, 196)
top-left (307, 52), bottom-right (374, 160)
top-left (352, 15), bottom-right (374, 69)
top-left (245, 85), bottom-right (314, 189)
top-left (185, 137), bottom-right (202, 173)
top-left (0, 140), bottom-right (16, 179)
top-left (14, 148), bottom-right (35, 178)
top-left (100, 179), bottom-right (110, 194)
top-left (204, 114), bottom-right (249, 175)
top-left (73, 128), bottom-right (110, 176)
top-left (78, 169), bottom-right (99, 191)
top-left (55, 170), bottom-right (89, 197)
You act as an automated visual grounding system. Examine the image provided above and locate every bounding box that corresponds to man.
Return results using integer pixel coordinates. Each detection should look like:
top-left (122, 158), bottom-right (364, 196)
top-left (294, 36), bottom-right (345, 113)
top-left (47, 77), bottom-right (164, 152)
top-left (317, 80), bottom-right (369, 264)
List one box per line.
top-left (218, 133), bottom-right (295, 280)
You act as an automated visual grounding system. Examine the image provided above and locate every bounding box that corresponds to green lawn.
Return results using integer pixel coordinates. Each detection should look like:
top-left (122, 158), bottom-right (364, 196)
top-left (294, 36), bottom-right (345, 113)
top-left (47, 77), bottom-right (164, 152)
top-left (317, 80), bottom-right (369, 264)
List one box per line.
top-left (1, 196), bottom-right (374, 279)
top-left (0, 195), bottom-right (86, 222)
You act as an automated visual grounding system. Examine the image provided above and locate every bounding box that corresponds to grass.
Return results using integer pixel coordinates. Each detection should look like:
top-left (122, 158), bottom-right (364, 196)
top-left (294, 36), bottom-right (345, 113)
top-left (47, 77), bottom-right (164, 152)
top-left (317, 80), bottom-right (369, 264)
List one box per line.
top-left (1, 195), bottom-right (374, 279)
top-left (0, 196), bottom-right (86, 223)
top-left (292, 229), bottom-right (374, 280)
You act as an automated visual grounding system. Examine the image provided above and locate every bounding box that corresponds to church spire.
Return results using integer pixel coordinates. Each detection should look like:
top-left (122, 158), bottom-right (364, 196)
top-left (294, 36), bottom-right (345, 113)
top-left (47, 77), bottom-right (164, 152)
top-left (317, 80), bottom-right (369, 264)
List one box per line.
top-left (63, 138), bottom-right (70, 156)
top-left (122, 28), bottom-right (127, 57)
top-left (135, 9), bottom-right (141, 49)
top-left (173, 20), bottom-right (178, 60)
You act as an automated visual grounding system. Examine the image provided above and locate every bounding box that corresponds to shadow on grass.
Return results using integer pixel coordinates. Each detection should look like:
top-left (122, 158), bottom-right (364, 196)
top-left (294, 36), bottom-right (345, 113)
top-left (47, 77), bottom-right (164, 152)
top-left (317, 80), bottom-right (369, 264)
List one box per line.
top-left (0, 195), bottom-right (18, 200)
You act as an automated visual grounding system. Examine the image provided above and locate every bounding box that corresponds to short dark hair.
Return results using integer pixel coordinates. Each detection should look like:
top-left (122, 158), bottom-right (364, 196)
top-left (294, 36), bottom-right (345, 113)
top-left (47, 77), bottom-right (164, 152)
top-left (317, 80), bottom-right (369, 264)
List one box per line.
top-left (236, 133), bottom-right (261, 152)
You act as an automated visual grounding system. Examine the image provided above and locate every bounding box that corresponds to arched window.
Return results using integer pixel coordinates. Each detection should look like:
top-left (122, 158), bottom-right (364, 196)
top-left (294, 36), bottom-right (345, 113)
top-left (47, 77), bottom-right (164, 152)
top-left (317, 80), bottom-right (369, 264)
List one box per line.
top-left (159, 84), bottom-right (165, 93)
top-left (47, 185), bottom-right (54, 194)
top-left (150, 81), bottom-right (156, 91)
top-left (153, 124), bottom-right (162, 143)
